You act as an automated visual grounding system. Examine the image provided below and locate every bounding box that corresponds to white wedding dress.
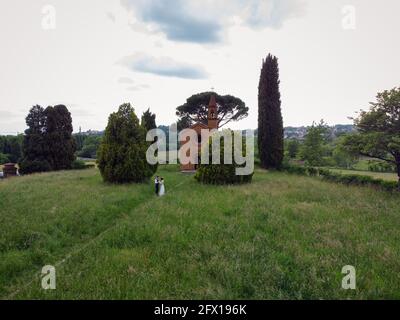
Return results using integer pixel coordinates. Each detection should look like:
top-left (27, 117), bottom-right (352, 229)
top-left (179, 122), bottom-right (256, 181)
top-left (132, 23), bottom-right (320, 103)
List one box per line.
top-left (159, 181), bottom-right (165, 196)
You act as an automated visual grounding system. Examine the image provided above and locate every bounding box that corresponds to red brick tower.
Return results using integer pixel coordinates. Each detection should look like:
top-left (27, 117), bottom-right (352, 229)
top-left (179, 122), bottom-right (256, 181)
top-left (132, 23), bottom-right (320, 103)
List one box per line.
top-left (207, 94), bottom-right (218, 130)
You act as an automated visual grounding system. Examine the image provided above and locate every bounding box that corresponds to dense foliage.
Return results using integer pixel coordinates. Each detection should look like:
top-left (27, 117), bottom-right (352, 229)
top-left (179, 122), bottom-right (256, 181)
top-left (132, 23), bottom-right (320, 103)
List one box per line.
top-left (19, 105), bottom-right (76, 174)
top-left (286, 139), bottom-right (300, 159)
top-left (258, 54), bottom-right (284, 169)
top-left (75, 135), bottom-right (102, 159)
top-left (71, 159), bottom-right (95, 170)
top-left (342, 87), bottom-right (400, 186)
top-left (195, 130), bottom-right (253, 185)
top-left (97, 103), bottom-right (153, 183)
top-left (19, 106), bottom-right (50, 174)
top-left (0, 135), bottom-right (22, 164)
top-left (176, 92), bottom-right (248, 129)
top-left (299, 120), bottom-right (329, 166)
top-left (45, 105), bottom-right (76, 170)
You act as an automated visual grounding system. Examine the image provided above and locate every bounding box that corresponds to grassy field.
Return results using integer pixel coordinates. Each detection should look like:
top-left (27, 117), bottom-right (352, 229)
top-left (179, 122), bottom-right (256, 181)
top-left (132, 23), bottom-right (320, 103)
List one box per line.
top-left (1, 166), bottom-right (400, 299)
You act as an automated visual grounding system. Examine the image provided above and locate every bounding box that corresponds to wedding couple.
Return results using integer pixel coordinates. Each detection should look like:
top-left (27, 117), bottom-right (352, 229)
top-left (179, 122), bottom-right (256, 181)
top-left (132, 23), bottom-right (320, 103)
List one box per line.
top-left (154, 176), bottom-right (166, 197)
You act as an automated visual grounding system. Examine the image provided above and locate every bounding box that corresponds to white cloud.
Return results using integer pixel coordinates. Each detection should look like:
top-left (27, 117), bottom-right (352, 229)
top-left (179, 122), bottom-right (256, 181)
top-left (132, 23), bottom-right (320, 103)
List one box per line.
top-left (120, 0), bottom-right (306, 43)
top-left (118, 52), bottom-right (208, 79)
top-left (106, 12), bottom-right (116, 23)
top-left (126, 84), bottom-right (150, 91)
top-left (117, 77), bottom-right (134, 84)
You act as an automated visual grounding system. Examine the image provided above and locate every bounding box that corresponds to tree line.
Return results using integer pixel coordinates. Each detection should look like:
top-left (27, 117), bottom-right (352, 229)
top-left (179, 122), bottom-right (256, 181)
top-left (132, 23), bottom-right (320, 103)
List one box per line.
top-left (256, 53), bottom-right (400, 186)
top-left (0, 135), bottom-right (22, 164)
top-left (282, 91), bottom-right (400, 186)
top-left (3, 53), bottom-right (399, 186)
top-left (13, 103), bottom-right (158, 181)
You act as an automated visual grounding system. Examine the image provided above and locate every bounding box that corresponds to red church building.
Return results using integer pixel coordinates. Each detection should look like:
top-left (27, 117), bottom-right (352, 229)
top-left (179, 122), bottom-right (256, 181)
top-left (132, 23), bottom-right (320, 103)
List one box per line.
top-left (180, 95), bottom-right (218, 172)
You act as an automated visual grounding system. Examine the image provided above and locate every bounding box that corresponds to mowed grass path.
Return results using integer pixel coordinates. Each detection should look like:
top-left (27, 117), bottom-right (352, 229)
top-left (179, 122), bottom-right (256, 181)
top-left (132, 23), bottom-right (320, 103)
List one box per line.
top-left (1, 166), bottom-right (400, 299)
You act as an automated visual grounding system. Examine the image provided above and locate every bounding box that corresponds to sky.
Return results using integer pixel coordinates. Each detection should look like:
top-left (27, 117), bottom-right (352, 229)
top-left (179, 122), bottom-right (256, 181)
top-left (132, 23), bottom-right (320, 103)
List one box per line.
top-left (0, 0), bottom-right (399, 134)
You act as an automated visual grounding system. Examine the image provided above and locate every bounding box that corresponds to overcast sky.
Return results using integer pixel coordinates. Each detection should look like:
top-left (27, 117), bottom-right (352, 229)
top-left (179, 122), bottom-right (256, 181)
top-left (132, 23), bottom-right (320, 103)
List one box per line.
top-left (0, 0), bottom-right (399, 134)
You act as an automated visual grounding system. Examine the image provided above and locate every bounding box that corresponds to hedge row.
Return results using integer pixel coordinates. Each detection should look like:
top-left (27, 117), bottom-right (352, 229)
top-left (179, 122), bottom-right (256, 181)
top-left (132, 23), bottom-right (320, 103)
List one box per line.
top-left (71, 160), bottom-right (95, 170)
top-left (284, 165), bottom-right (399, 192)
top-left (195, 164), bottom-right (253, 185)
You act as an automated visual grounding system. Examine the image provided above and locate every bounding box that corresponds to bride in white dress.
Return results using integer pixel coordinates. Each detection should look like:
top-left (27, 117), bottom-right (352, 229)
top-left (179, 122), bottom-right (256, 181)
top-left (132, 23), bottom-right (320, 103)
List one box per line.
top-left (159, 178), bottom-right (166, 196)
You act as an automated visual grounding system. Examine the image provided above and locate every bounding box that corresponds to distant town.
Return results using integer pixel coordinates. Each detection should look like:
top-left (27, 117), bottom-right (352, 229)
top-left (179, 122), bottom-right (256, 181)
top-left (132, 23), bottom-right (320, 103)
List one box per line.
top-left (75, 124), bottom-right (355, 141)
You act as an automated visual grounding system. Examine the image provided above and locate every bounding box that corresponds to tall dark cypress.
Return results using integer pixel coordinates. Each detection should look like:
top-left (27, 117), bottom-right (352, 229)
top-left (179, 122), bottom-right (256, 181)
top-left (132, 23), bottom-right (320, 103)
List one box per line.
top-left (19, 105), bottom-right (51, 174)
top-left (258, 54), bottom-right (284, 169)
top-left (141, 108), bottom-right (158, 175)
top-left (45, 105), bottom-right (76, 170)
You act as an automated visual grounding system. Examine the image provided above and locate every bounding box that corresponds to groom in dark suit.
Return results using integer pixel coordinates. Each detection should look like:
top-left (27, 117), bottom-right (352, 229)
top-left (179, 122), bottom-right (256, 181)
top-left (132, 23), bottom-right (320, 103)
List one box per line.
top-left (155, 176), bottom-right (160, 195)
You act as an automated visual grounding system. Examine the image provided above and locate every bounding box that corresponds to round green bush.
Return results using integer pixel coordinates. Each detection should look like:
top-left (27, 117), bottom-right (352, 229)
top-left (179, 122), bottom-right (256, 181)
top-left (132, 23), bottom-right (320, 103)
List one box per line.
top-left (71, 159), bottom-right (87, 170)
top-left (195, 130), bottom-right (254, 185)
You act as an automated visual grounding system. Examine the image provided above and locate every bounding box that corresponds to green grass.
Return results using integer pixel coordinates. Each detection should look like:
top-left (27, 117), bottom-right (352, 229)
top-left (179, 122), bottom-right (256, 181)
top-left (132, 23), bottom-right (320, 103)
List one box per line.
top-left (1, 166), bottom-right (400, 299)
top-left (352, 158), bottom-right (371, 171)
top-left (328, 168), bottom-right (398, 182)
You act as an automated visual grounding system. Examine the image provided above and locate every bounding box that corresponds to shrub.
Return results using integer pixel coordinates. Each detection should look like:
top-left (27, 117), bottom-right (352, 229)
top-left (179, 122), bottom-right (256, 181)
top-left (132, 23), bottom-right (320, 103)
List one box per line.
top-left (19, 159), bottom-right (51, 175)
top-left (306, 166), bottom-right (319, 176)
top-left (282, 164), bottom-right (399, 192)
top-left (284, 165), bottom-right (309, 176)
top-left (379, 180), bottom-right (399, 192)
top-left (318, 168), bottom-right (331, 177)
top-left (71, 160), bottom-right (87, 170)
top-left (319, 170), bottom-right (342, 182)
top-left (319, 170), bottom-right (399, 191)
top-left (354, 175), bottom-right (375, 185)
top-left (337, 174), bottom-right (360, 185)
top-left (368, 160), bottom-right (395, 173)
top-left (78, 144), bottom-right (98, 159)
top-left (195, 130), bottom-right (254, 185)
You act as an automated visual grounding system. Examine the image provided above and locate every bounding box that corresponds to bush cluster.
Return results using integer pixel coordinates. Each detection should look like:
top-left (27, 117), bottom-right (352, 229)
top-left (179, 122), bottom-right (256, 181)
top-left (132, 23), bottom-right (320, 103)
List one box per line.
top-left (284, 165), bottom-right (399, 192)
top-left (19, 159), bottom-right (51, 174)
top-left (195, 130), bottom-right (254, 185)
top-left (71, 160), bottom-right (95, 170)
top-left (368, 160), bottom-right (395, 173)
top-left (195, 164), bottom-right (253, 185)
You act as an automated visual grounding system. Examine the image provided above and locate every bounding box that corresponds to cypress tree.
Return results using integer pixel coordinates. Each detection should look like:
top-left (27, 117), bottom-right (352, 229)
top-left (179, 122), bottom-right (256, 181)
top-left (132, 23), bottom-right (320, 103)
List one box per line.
top-left (19, 105), bottom-right (51, 174)
top-left (141, 108), bottom-right (157, 133)
top-left (141, 108), bottom-right (158, 175)
top-left (45, 105), bottom-right (76, 170)
top-left (258, 54), bottom-right (284, 169)
top-left (98, 103), bottom-right (153, 183)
